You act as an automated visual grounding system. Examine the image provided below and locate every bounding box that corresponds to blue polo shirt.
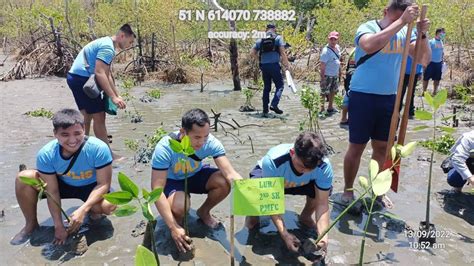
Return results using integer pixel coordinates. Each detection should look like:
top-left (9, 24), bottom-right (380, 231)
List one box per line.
top-left (429, 38), bottom-right (444, 63)
top-left (253, 32), bottom-right (285, 64)
top-left (350, 20), bottom-right (417, 95)
top-left (36, 136), bottom-right (112, 186)
top-left (69, 37), bottom-right (115, 77)
top-left (258, 144), bottom-right (333, 191)
top-left (152, 132), bottom-right (226, 180)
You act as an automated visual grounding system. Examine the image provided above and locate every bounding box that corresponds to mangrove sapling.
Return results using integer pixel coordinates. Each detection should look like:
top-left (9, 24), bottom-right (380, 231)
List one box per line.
top-left (18, 176), bottom-right (88, 255)
top-left (306, 142), bottom-right (417, 264)
top-left (413, 89), bottom-right (454, 246)
top-left (239, 87), bottom-right (256, 112)
top-left (103, 172), bottom-right (163, 265)
top-left (168, 135), bottom-right (196, 260)
top-left (299, 84), bottom-right (334, 154)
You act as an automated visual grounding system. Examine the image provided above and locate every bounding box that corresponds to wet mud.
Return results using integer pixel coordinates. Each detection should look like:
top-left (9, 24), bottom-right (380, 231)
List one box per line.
top-left (0, 75), bottom-right (473, 265)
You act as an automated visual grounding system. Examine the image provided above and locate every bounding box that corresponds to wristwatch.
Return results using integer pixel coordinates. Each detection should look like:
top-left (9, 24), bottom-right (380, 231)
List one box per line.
top-left (421, 32), bottom-right (427, 39)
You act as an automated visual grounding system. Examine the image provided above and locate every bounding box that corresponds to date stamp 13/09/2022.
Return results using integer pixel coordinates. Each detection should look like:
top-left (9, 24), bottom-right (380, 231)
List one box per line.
top-left (404, 229), bottom-right (453, 250)
top-left (178, 9), bottom-right (296, 40)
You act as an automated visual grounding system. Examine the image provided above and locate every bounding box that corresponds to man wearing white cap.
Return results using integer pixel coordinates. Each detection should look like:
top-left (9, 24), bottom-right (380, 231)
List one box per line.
top-left (319, 31), bottom-right (341, 115)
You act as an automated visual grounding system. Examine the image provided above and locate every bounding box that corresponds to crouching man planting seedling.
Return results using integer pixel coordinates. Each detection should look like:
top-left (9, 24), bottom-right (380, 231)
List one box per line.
top-left (151, 108), bottom-right (242, 255)
top-left (246, 132), bottom-right (333, 259)
top-left (11, 108), bottom-right (115, 245)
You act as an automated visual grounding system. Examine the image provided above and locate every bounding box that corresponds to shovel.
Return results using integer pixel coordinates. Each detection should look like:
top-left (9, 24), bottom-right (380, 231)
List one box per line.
top-left (385, 5), bottom-right (428, 193)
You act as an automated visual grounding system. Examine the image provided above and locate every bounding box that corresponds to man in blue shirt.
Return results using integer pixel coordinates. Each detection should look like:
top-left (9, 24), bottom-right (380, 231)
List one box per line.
top-left (251, 24), bottom-right (291, 116)
top-left (67, 24), bottom-right (135, 160)
top-left (342, 0), bottom-right (431, 206)
top-left (11, 109), bottom-right (115, 245)
top-left (399, 56), bottom-right (423, 119)
top-left (246, 132), bottom-right (333, 255)
top-left (422, 28), bottom-right (445, 95)
top-left (151, 108), bottom-right (242, 253)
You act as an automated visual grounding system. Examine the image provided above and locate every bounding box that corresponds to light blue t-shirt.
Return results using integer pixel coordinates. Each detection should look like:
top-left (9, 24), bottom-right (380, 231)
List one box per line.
top-left (152, 132), bottom-right (226, 180)
top-left (350, 20), bottom-right (416, 95)
top-left (258, 144), bottom-right (333, 191)
top-left (69, 37), bottom-right (115, 77)
top-left (320, 45), bottom-right (341, 77)
top-left (405, 56), bottom-right (422, 75)
top-left (430, 38), bottom-right (444, 63)
top-left (36, 136), bottom-right (112, 186)
top-left (253, 32), bottom-right (285, 64)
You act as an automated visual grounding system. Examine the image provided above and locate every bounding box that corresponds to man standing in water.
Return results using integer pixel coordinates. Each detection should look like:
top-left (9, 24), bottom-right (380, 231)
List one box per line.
top-left (250, 24), bottom-right (291, 116)
top-left (320, 31), bottom-right (342, 115)
top-left (67, 24), bottom-right (135, 160)
top-left (151, 108), bottom-right (242, 253)
top-left (422, 28), bottom-right (445, 95)
top-left (341, 0), bottom-right (431, 207)
top-left (246, 132), bottom-right (333, 256)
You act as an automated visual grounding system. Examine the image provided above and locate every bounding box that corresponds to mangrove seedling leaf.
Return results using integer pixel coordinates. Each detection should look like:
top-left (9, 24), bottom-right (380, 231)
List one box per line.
top-left (149, 187), bottom-right (163, 202)
top-left (142, 188), bottom-right (150, 200)
top-left (169, 139), bottom-right (183, 153)
top-left (433, 89), bottom-right (448, 110)
top-left (148, 187), bottom-right (163, 204)
top-left (391, 146), bottom-right (397, 161)
top-left (372, 211), bottom-right (401, 220)
top-left (184, 146), bottom-right (195, 156)
top-left (181, 135), bottom-right (191, 150)
top-left (369, 159), bottom-right (379, 180)
top-left (115, 204), bottom-right (138, 217)
top-left (372, 169), bottom-right (392, 196)
top-left (19, 176), bottom-right (42, 187)
top-left (413, 125), bottom-right (429, 131)
top-left (103, 191), bottom-right (134, 205)
top-left (423, 91), bottom-right (434, 108)
top-left (415, 110), bottom-right (433, 120)
top-left (441, 114), bottom-right (455, 121)
top-left (358, 176), bottom-right (369, 190)
top-left (437, 126), bottom-right (455, 134)
top-left (141, 202), bottom-right (155, 221)
top-left (118, 172), bottom-right (139, 198)
top-left (135, 245), bottom-right (158, 266)
top-left (400, 141), bottom-right (417, 158)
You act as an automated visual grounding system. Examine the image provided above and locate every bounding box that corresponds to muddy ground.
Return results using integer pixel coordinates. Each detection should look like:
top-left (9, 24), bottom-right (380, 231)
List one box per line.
top-left (0, 69), bottom-right (473, 265)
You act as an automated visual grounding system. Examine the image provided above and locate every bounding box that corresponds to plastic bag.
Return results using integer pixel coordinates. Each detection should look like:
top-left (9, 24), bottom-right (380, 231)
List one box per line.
top-left (285, 70), bottom-right (297, 93)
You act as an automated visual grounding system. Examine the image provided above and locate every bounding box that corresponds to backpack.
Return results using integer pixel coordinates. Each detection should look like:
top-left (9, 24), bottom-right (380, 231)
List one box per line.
top-left (260, 35), bottom-right (277, 53)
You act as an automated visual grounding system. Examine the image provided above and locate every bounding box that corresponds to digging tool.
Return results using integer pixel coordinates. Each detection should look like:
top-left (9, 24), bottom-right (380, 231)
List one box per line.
top-left (385, 5), bottom-right (428, 193)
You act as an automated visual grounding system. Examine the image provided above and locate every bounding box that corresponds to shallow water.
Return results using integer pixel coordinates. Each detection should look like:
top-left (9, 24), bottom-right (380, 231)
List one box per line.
top-left (0, 76), bottom-right (473, 265)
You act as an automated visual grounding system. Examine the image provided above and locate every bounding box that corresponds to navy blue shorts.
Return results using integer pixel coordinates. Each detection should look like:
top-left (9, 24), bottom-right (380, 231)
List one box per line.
top-left (249, 165), bottom-right (318, 198)
top-left (423, 61), bottom-right (442, 81)
top-left (447, 158), bottom-right (474, 188)
top-left (164, 165), bottom-right (220, 197)
top-left (41, 178), bottom-right (99, 202)
top-left (348, 91), bottom-right (395, 144)
top-left (67, 73), bottom-right (105, 114)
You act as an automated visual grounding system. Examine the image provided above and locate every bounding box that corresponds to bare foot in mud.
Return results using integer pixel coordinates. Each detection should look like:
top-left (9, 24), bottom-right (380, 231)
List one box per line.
top-left (196, 208), bottom-right (219, 228)
top-left (299, 215), bottom-right (316, 229)
top-left (10, 224), bottom-right (38, 245)
top-left (245, 216), bottom-right (259, 229)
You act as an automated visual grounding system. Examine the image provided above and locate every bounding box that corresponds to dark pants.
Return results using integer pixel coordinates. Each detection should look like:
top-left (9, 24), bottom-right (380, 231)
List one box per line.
top-left (260, 63), bottom-right (284, 112)
top-left (399, 73), bottom-right (420, 116)
top-left (447, 158), bottom-right (474, 188)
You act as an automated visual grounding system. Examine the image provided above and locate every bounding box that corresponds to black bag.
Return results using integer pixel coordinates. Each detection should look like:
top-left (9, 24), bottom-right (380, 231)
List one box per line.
top-left (440, 155), bottom-right (453, 174)
top-left (82, 51), bottom-right (102, 99)
top-left (260, 36), bottom-right (277, 53)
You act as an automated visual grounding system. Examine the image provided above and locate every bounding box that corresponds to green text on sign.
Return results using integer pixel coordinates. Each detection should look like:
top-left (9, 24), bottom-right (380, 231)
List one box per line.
top-left (232, 177), bottom-right (285, 216)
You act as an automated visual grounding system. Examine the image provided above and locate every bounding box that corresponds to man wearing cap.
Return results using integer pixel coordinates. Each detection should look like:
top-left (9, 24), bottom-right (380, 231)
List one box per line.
top-left (319, 31), bottom-right (342, 115)
top-left (250, 24), bottom-right (291, 116)
top-left (67, 24), bottom-right (135, 160)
